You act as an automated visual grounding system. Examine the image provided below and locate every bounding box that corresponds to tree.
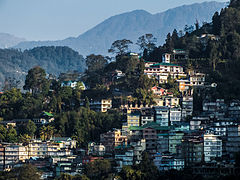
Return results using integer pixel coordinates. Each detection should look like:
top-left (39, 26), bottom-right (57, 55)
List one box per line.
top-left (0, 125), bottom-right (7, 142)
top-left (165, 33), bottom-right (174, 52)
top-left (24, 66), bottom-right (50, 95)
top-left (136, 34), bottom-right (157, 54)
top-left (212, 12), bottom-right (221, 35)
top-left (86, 54), bottom-right (108, 73)
top-left (9, 164), bottom-right (41, 180)
top-left (5, 126), bottom-right (18, 143)
top-left (108, 39), bottom-right (133, 56)
top-left (40, 125), bottom-right (55, 140)
top-left (84, 159), bottom-right (112, 179)
top-left (22, 120), bottom-right (37, 138)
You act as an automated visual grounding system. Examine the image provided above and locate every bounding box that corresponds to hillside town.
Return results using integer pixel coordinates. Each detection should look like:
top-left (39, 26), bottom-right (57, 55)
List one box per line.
top-left (1, 48), bottom-right (240, 179)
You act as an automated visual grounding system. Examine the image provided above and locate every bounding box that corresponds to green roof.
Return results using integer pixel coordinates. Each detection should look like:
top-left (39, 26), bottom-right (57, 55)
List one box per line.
top-left (43, 111), bottom-right (54, 117)
top-left (157, 133), bottom-right (169, 136)
top-left (129, 122), bottom-right (172, 131)
top-left (150, 63), bottom-right (181, 67)
top-left (129, 126), bottom-right (142, 131)
top-left (142, 122), bottom-right (171, 131)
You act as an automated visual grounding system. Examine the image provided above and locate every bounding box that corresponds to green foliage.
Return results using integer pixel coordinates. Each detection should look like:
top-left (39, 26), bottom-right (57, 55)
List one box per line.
top-left (83, 54), bottom-right (108, 88)
top-left (108, 39), bottom-right (133, 56)
top-left (84, 159), bottom-right (112, 180)
top-left (136, 34), bottom-right (157, 55)
top-left (0, 88), bottom-right (23, 119)
top-left (39, 125), bottom-right (55, 141)
top-left (54, 108), bottom-right (122, 146)
top-left (0, 164), bottom-right (41, 180)
top-left (0, 46), bottom-right (85, 90)
top-left (86, 54), bottom-right (108, 73)
top-left (0, 125), bottom-right (18, 143)
top-left (56, 173), bottom-right (89, 180)
top-left (24, 66), bottom-right (50, 96)
top-left (19, 120), bottom-right (37, 138)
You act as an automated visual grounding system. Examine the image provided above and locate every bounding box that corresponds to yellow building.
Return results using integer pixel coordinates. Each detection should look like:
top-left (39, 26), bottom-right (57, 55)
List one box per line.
top-left (127, 111), bottom-right (140, 127)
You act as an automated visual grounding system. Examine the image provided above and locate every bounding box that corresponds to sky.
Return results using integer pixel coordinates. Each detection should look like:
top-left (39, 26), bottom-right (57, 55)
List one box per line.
top-left (0, 0), bottom-right (227, 41)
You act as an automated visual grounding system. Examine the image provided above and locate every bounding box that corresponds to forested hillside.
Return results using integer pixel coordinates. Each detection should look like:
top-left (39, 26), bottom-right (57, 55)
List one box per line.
top-left (145, 0), bottom-right (240, 100)
top-left (0, 46), bottom-right (85, 89)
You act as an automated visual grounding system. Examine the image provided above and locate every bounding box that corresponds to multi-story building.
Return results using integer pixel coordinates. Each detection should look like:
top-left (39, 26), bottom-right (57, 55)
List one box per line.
top-left (169, 131), bottom-right (185, 154)
top-left (0, 144), bottom-right (29, 170)
top-left (228, 101), bottom-right (240, 119)
top-left (115, 149), bottom-right (134, 172)
top-left (170, 108), bottom-right (182, 125)
top-left (89, 99), bottom-right (112, 112)
top-left (154, 106), bottom-right (170, 126)
top-left (144, 54), bottom-right (186, 84)
top-left (153, 153), bottom-right (184, 171)
top-left (88, 143), bottom-right (105, 156)
top-left (204, 133), bottom-right (222, 162)
top-left (181, 96), bottom-right (193, 118)
top-left (100, 129), bottom-right (127, 153)
top-left (154, 97), bottom-right (180, 108)
top-left (157, 133), bottom-right (169, 153)
top-left (225, 125), bottom-right (240, 158)
top-left (127, 111), bottom-right (140, 127)
top-left (143, 127), bottom-right (157, 154)
top-left (129, 139), bottom-right (146, 164)
top-left (182, 133), bottom-right (204, 167)
top-left (140, 108), bottom-right (154, 126)
top-left (189, 72), bottom-right (205, 86)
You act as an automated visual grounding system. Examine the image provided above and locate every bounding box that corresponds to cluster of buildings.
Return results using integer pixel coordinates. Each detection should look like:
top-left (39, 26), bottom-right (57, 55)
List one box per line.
top-left (1, 49), bottom-right (240, 179)
top-left (91, 52), bottom-right (240, 175)
top-left (0, 138), bottom-right (79, 178)
top-left (96, 97), bottom-right (240, 173)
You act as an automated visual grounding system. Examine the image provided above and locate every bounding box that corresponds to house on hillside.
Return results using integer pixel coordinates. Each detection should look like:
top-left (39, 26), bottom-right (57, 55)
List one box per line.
top-left (144, 54), bottom-right (186, 84)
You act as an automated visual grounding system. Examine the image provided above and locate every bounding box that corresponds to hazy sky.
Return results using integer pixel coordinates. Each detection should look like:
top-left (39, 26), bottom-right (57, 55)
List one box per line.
top-left (0, 0), bottom-right (227, 41)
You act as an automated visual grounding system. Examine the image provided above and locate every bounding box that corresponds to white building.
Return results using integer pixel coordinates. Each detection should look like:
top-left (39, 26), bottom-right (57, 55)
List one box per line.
top-left (144, 53), bottom-right (186, 84)
top-left (154, 106), bottom-right (170, 126)
top-left (170, 108), bottom-right (182, 125)
top-left (204, 134), bottom-right (222, 162)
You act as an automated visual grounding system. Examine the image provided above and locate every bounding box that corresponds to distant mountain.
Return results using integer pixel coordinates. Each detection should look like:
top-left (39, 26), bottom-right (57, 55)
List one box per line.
top-left (0, 33), bottom-right (25, 48)
top-left (14, 1), bottom-right (226, 55)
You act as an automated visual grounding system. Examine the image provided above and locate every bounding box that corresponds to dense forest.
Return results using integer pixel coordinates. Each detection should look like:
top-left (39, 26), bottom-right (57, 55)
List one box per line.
top-left (0, 46), bottom-right (85, 89)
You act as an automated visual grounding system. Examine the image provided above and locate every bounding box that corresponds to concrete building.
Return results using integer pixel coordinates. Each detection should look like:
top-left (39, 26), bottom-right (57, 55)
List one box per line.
top-left (127, 111), bottom-right (141, 127)
top-left (169, 131), bottom-right (185, 154)
top-left (182, 133), bottom-right (204, 167)
top-left (226, 125), bottom-right (240, 158)
top-left (181, 96), bottom-right (193, 118)
top-left (154, 97), bottom-right (180, 108)
top-left (204, 134), bottom-right (222, 162)
top-left (143, 127), bottom-right (157, 155)
top-left (154, 106), bottom-right (170, 126)
top-left (170, 108), bottom-right (182, 125)
top-left (157, 133), bottom-right (169, 154)
top-left (115, 149), bottom-right (134, 172)
top-left (89, 99), bottom-right (112, 112)
top-left (140, 108), bottom-right (154, 126)
top-left (153, 153), bottom-right (184, 171)
top-left (144, 54), bottom-right (186, 84)
top-left (100, 129), bottom-right (127, 153)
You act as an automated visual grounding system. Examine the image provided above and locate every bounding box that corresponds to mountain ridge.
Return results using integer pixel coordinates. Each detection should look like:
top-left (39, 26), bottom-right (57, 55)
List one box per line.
top-left (0, 33), bottom-right (25, 49)
top-left (14, 1), bottom-right (226, 55)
